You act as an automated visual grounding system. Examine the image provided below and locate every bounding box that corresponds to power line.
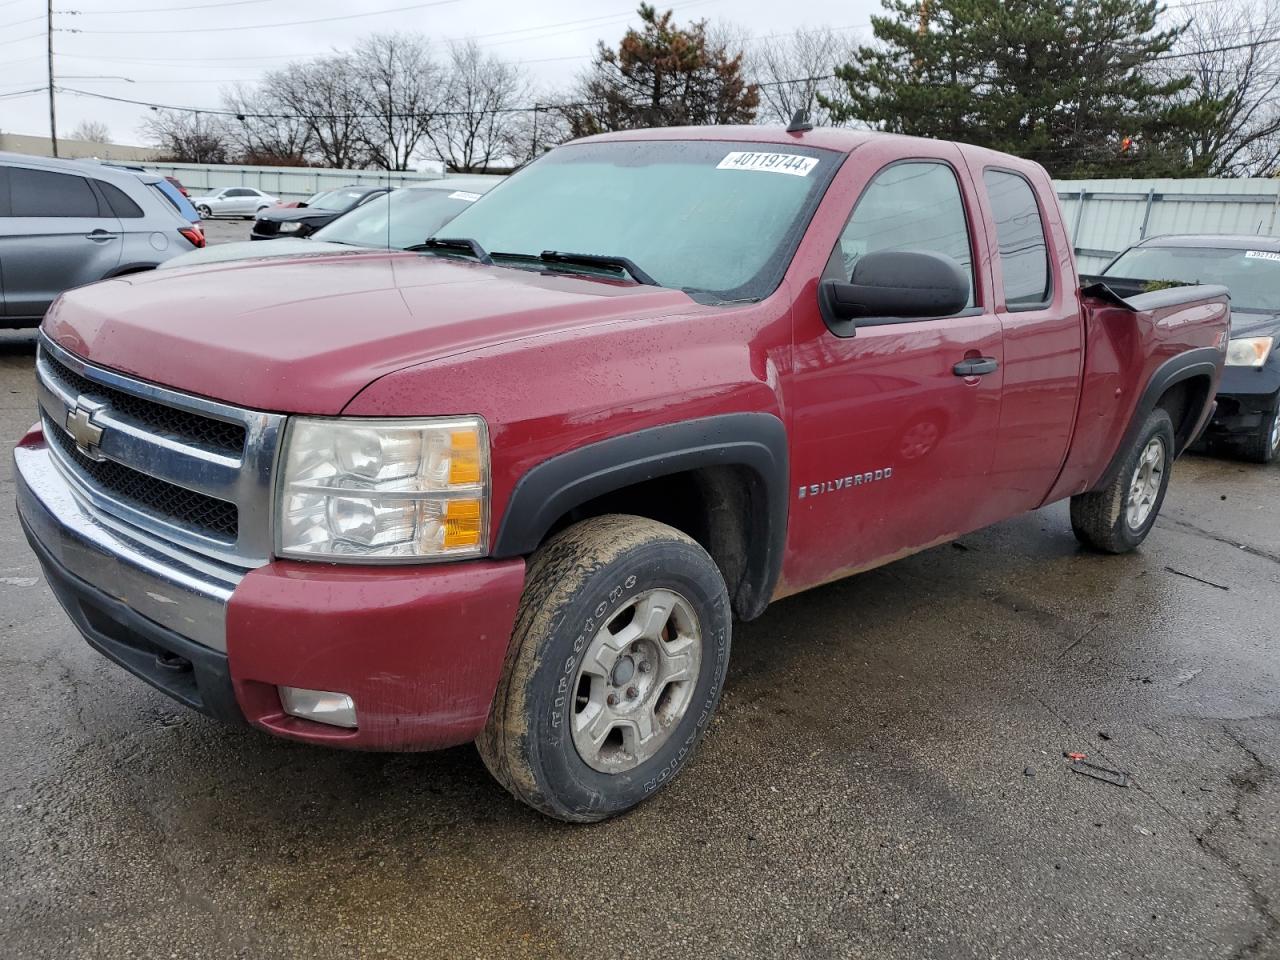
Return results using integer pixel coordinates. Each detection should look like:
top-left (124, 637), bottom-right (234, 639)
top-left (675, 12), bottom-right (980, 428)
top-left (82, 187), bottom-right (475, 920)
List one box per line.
top-left (0, 30), bottom-right (42, 45)
top-left (56, 0), bottom-right (463, 34)
top-left (71, 0), bottom-right (282, 12)
top-left (0, 13), bottom-right (40, 28)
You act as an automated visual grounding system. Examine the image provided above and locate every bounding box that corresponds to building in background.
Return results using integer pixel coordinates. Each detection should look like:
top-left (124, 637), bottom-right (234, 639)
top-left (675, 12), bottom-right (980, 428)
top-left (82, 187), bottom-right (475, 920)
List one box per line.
top-left (0, 133), bottom-right (159, 163)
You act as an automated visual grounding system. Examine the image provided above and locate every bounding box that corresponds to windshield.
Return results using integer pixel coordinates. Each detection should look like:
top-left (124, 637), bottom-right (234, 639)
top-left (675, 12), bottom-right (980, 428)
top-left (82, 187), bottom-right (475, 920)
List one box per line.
top-left (307, 188), bottom-right (368, 211)
top-left (1104, 245), bottom-right (1280, 313)
top-left (312, 187), bottom-right (482, 248)
top-left (439, 139), bottom-right (841, 300)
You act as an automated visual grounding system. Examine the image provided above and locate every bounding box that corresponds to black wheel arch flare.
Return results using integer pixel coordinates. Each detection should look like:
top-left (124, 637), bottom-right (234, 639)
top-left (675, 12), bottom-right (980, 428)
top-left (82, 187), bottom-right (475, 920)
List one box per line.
top-left (491, 413), bottom-right (789, 621)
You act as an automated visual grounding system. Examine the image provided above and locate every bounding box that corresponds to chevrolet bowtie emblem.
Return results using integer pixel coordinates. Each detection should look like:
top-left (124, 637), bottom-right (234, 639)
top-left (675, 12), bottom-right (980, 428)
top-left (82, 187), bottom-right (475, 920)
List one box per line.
top-left (65, 397), bottom-right (106, 460)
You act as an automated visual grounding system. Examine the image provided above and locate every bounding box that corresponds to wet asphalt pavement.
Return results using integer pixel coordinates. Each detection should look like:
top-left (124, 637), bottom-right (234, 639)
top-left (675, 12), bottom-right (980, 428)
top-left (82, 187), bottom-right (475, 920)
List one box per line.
top-left (0, 234), bottom-right (1277, 959)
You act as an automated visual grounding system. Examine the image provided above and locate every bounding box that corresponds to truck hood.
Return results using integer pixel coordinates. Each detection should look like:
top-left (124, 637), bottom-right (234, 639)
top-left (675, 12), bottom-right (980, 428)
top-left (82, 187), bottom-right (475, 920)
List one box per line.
top-left (44, 251), bottom-right (700, 414)
top-left (1228, 309), bottom-right (1280, 340)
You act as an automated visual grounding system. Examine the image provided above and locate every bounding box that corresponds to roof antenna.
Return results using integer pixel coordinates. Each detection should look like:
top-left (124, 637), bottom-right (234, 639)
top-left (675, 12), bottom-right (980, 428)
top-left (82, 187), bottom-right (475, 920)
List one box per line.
top-left (786, 109), bottom-right (813, 133)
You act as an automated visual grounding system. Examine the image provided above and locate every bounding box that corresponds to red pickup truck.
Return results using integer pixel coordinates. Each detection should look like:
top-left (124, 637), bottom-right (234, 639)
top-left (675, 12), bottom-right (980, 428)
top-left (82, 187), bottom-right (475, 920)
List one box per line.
top-left (15, 126), bottom-right (1229, 822)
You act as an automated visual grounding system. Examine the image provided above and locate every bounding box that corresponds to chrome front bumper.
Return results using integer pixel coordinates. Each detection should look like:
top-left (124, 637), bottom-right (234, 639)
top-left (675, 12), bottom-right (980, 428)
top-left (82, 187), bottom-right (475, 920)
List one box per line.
top-left (15, 435), bottom-right (242, 652)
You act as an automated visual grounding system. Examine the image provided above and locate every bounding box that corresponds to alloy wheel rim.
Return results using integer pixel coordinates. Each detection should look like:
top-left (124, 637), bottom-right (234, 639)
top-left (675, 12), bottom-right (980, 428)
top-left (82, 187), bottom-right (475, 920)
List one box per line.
top-left (1269, 409), bottom-right (1280, 455)
top-left (1126, 437), bottom-right (1166, 530)
top-left (571, 588), bottom-right (702, 774)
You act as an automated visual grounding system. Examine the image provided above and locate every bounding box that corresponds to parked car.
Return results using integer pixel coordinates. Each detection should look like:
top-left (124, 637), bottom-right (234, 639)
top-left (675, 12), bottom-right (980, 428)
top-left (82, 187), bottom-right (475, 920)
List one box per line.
top-left (0, 152), bottom-right (204, 328)
top-left (1096, 235), bottom-right (1279, 463)
top-left (15, 128), bottom-right (1228, 822)
top-left (148, 176), bottom-right (202, 225)
top-left (251, 185), bottom-right (391, 240)
top-left (159, 177), bottom-right (499, 269)
top-left (189, 186), bottom-right (279, 219)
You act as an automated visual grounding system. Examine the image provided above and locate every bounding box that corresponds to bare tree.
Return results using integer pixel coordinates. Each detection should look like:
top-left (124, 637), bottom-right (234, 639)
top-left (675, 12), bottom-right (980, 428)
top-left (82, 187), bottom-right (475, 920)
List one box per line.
top-left (1165, 0), bottom-right (1280, 176)
top-left (353, 32), bottom-right (442, 170)
top-left (746, 27), bottom-right (855, 126)
top-left (424, 40), bottom-right (524, 172)
top-left (140, 109), bottom-right (231, 163)
top-left (502, 95), bottom-right (573, 164)
top-left (267, 55), bottom-right (371, 169)
top-left (69, 119), bottom-right (111, 144)
top-left (222, 83), bottom-right (313, 166)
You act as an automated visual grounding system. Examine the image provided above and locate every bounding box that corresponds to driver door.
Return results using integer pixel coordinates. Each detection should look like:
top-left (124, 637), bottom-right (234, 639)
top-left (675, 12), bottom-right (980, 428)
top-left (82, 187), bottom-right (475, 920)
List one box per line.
top-left (783, 142), bottom-right (1006, 590)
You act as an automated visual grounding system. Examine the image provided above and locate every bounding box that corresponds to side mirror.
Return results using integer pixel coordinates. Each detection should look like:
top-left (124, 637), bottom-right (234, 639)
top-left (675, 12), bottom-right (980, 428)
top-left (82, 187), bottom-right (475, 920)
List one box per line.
top-left (819, 250), bottom-right (970, 333)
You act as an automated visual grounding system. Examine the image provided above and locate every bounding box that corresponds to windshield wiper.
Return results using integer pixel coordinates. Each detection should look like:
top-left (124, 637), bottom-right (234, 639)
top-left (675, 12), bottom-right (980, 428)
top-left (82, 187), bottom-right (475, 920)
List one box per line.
top-left (536, 250), bottom-right (659, 286)
top-left (409, 237), bottom-right (492, 264)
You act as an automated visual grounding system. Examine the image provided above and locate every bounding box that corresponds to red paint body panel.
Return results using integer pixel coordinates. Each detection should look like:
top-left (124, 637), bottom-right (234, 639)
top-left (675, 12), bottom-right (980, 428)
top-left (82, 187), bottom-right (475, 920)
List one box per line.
top-left (42, 253), bottom-right (697, 414)
top-left (226, 558), bottom-right (525, 750)
top-left (33, 126), bottom-right (1230, 752)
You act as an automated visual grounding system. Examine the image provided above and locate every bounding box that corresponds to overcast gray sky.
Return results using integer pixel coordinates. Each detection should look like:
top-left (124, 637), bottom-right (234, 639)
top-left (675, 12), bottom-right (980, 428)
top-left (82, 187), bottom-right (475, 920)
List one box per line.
top-left (0, 0), bottom-right (883, 144)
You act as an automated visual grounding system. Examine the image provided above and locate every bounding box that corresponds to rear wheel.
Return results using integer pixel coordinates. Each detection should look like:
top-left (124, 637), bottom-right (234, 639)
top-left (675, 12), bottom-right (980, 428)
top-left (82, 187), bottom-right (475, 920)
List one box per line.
top-left (478, 515), bottom-right (731, 822)
top-left (1071, 408), bottom-right (1176, 553)
top-left (1236, 402), bottom-right (1280, 464)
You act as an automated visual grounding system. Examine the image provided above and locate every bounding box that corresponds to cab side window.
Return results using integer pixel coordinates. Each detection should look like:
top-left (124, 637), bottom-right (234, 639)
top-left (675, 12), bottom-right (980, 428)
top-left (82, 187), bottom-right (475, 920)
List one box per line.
top-left (983, 169), bottom-right (1051, 308)
top-left (836, 161), bottom-right (975, 310)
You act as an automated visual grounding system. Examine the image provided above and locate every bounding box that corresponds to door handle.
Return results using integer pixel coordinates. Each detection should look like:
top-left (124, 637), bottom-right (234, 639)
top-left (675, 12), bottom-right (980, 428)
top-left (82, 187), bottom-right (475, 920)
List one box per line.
top-left (85, 230), bottom-right (119, 241)
top-left (953, 357), bottom-right (998, 377)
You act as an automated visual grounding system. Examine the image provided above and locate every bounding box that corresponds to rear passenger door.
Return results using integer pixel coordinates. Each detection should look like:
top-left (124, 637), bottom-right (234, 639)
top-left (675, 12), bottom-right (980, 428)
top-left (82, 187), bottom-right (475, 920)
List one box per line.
top-left (0, 164), bottom-right (122, 320)
top-left (972, 166), bottom-right (1083, 511)
top-left (224, 188), bottom-right (258, 215)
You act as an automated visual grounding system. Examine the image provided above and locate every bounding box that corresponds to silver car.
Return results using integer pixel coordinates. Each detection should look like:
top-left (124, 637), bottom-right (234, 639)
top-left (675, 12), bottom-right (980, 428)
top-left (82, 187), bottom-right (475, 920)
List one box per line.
top-left (189, 186), bottom-right (280, 219)
top-left (0, 152), bottom-right (205, 328)
top-left (161, 176), bottom-right (502, 270)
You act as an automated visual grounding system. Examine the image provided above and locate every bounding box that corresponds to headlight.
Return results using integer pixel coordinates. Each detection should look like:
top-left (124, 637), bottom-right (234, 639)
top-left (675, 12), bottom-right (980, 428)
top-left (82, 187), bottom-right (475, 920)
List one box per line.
top-left (277, 417), bottom-right (488, 561)
top-left (1225, 336), bottom-right (1274, 368)
top-left (277, 221), bottom-right (304, 233)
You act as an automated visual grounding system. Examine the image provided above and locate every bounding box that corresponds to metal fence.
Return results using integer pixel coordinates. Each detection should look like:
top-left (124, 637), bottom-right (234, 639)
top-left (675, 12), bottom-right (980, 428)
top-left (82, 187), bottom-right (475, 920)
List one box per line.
top-left (140, 162), bottom-right (482, 201)
top-left (1051, 177), bottom-right (1280, 273)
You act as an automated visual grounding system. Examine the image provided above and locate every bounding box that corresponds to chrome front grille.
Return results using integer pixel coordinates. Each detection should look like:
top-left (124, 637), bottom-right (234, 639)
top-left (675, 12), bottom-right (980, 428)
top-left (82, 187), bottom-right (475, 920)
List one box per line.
top-left (35, 336), bottom-right (286, 568)
top-left (41, 352), bottom-right (247, 456)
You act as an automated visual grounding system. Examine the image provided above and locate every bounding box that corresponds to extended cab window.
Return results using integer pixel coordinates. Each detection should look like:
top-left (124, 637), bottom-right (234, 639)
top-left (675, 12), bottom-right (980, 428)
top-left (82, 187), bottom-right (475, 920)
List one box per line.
top-left (10, 168), bottom-right (101, 218)
top-left (984, 169), bottom-right (1051, 308)
top-left (437, 139), bottom-right (841, 301)
top-left (836, 161), bottom-right (975, 309)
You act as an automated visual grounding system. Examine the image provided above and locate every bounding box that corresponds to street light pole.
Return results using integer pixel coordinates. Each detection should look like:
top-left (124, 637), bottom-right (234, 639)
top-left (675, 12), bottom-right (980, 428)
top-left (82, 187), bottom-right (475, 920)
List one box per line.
top-left (47, 0), bottom-right (57, 157)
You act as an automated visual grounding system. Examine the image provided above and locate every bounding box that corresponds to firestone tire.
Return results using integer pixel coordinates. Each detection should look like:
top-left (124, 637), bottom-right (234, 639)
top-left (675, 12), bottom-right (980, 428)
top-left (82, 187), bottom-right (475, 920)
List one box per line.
top-left (477, 515), bottom-right (731, 823)
top-left (1070, 408), bottom-right (1176, 554)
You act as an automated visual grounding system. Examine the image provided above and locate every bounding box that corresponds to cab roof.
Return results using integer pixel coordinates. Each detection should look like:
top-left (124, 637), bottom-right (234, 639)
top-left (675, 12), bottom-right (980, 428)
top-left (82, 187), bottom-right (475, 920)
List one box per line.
top-left (1138, 234), bottom-right (1280, 252)
top-left (574, 125), bottom-right (883, 154)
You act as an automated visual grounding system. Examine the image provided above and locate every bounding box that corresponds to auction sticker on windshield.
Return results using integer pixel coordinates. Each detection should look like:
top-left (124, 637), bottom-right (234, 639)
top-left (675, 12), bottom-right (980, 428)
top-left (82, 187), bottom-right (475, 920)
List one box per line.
top-left (448, 191), bottom-right (483, 202)
top-left (1245, 250), bottom-right (1280, 262)
top-left (717, 152), bottom-right (818, 176)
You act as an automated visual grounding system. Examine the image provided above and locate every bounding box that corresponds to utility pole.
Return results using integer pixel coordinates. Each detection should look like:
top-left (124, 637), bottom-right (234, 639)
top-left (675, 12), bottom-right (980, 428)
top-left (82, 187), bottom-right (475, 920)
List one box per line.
top-left (47, 0), bottom-right (57, 157)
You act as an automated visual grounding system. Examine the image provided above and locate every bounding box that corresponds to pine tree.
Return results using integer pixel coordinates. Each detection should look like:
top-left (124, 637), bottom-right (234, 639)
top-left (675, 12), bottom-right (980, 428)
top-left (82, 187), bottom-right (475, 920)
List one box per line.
top-left (821, 0), bottom-right (1211, 177)
top-left (565, 5), bottom-right (759, 137)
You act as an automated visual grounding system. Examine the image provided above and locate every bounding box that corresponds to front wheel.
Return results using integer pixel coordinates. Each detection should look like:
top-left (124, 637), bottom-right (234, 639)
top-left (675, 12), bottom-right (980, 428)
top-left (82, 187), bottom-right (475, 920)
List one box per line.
top-left (1071, 408), bottom-right (1176, 553)
top-left (478, 515), bottom-right (731, 822)
top-left (196, 204), bottom-right (211, 218)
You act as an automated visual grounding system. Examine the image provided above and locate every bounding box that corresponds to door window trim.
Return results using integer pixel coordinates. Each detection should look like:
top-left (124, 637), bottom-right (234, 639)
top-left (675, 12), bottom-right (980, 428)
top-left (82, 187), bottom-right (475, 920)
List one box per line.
top-left (982, 165), bottom-right (1054, 313)
top-left (822, 157), bottom-right (984, 332)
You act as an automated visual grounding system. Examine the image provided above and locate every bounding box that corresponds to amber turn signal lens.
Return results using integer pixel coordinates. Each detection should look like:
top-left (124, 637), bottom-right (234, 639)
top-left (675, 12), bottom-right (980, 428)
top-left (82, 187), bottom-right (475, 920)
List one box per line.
top-left (443, 499), bottom-right (482, 548)
top-left (448, 430), bottom-right (482, 485)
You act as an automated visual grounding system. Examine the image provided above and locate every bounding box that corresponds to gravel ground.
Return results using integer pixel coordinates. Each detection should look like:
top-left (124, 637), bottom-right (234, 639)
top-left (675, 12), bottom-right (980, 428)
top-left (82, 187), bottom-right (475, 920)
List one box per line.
top-left (0, 298), bottom-right (1276, 958)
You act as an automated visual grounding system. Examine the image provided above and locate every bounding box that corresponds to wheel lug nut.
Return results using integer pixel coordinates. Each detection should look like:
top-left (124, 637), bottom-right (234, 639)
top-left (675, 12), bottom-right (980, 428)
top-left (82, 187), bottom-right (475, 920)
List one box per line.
top-left (626, 686), bottom-right (639, 699)
top-left (638, 661), bottom-right (652, 674)
top-left (607, 693), bottom-right (618, 706)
